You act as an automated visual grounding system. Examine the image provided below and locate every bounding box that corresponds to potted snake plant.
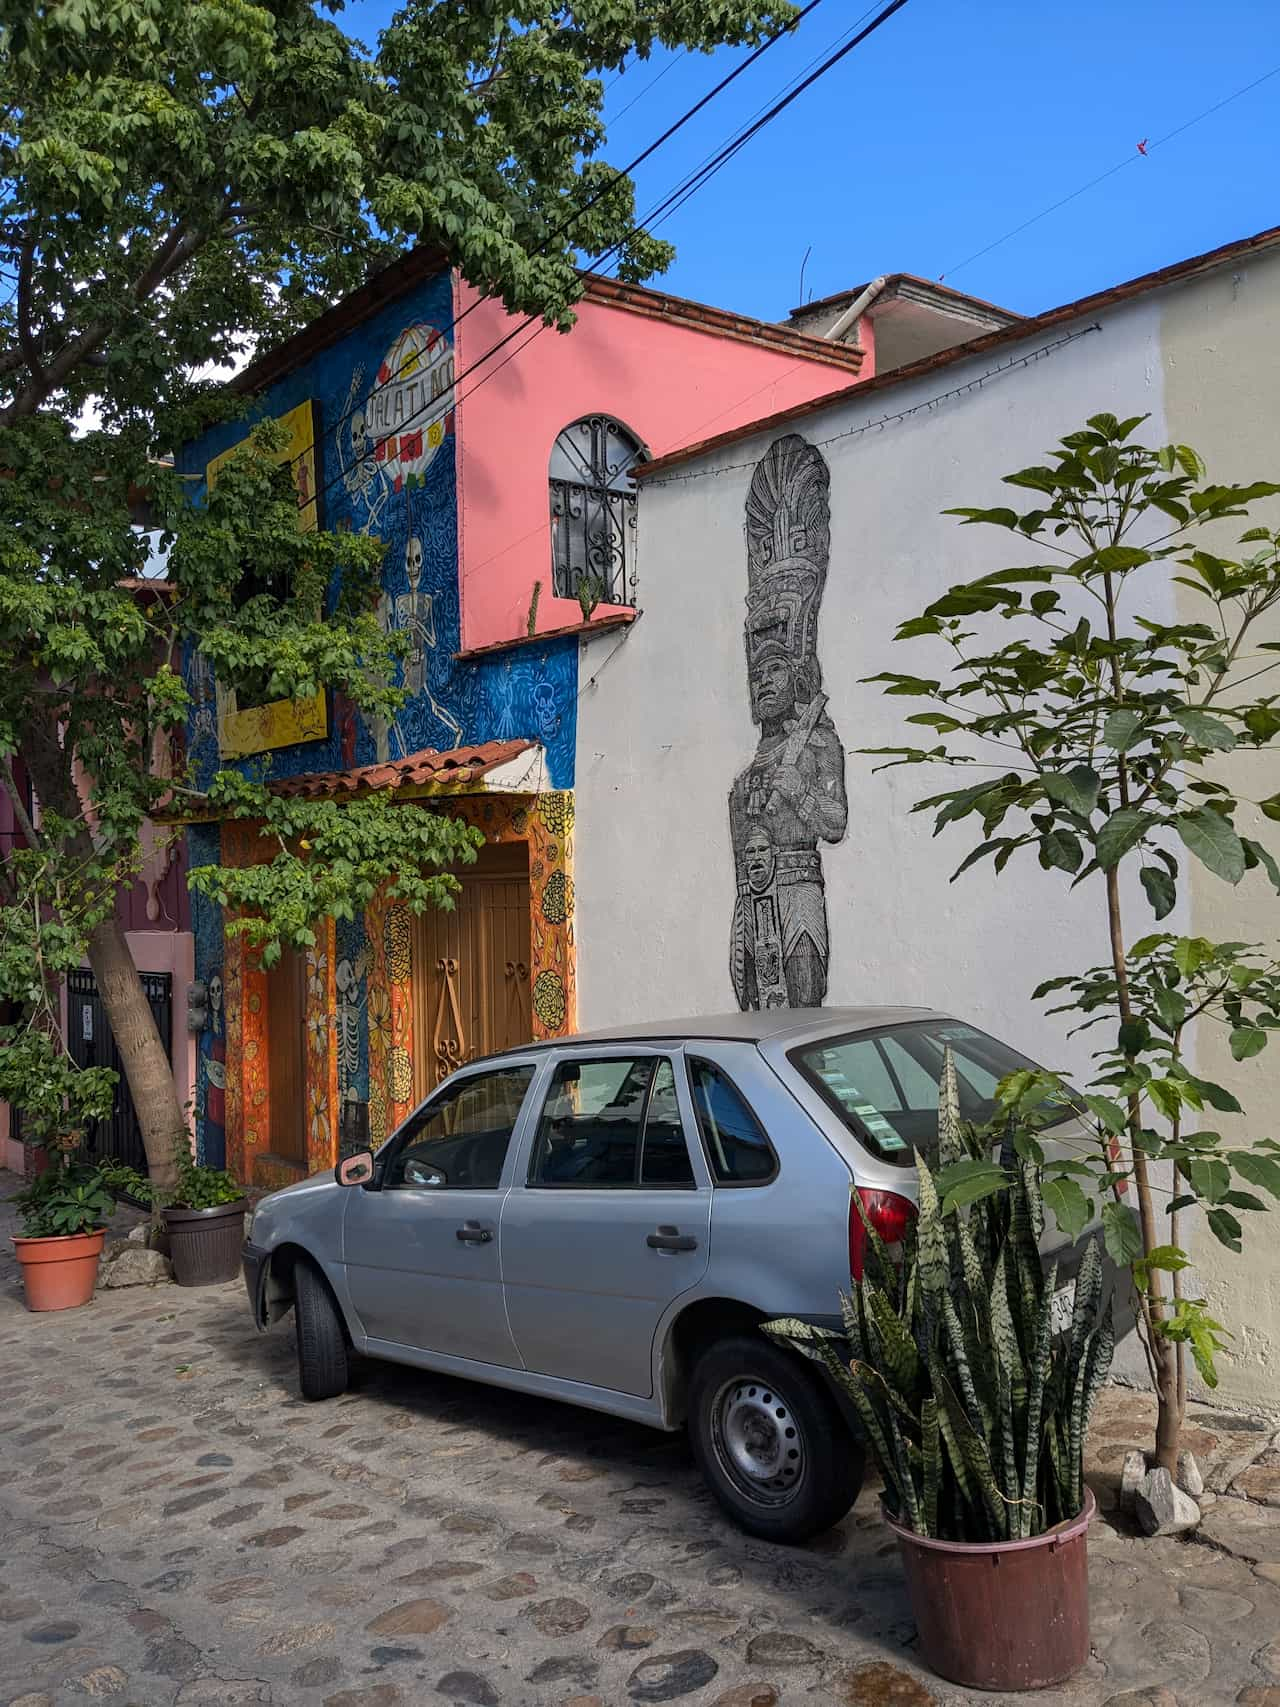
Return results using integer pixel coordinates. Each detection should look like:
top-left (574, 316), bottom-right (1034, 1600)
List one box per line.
top-left (767, 1050), bottom-right (1113, 1694)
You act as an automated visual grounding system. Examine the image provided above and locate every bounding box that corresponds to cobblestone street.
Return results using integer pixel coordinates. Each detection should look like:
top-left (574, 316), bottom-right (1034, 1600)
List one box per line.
top-left (3, 1181), bottom-right (1280, 1707)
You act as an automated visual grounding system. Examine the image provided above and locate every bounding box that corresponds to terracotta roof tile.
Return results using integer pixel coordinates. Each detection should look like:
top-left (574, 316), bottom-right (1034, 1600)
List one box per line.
top-left (271, 739), bottom-right (537, 800)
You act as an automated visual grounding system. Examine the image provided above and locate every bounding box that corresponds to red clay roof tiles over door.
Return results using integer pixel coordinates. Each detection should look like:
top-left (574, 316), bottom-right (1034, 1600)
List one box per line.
top-left (269, 739), bottom-right (538, 799)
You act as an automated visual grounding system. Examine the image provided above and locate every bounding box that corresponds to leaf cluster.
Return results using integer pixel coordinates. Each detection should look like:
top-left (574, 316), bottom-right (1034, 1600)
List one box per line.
top-left (766, 1052), bottom-right (1114, 1541)
top-left (9, 1156), bottom-right (116, 1237)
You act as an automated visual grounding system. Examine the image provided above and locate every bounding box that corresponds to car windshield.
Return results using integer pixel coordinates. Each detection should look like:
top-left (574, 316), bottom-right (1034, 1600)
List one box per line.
top-left (789, 1019), bottom-right (1075, 1166)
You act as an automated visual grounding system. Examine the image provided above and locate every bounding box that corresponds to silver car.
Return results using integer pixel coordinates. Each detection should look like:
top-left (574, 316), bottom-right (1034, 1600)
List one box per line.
top-left (242, 1007), bottom-right (1112, 1542)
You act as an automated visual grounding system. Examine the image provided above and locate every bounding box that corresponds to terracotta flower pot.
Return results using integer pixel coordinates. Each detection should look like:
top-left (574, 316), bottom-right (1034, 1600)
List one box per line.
top-left (883, 1486), bottom-right (1095, 1692)
top-left (162, 1199), bottom-right (248, 1287)
top-left (12, 1228), bottom-right (106, 1312)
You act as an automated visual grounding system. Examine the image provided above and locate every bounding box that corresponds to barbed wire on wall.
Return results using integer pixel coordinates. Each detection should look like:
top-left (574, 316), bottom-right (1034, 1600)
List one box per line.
top-left (640, 322), bottom-right (1105, 488)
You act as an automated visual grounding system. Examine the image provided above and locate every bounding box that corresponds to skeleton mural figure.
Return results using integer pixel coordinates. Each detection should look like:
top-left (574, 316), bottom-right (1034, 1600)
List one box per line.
top-left (729, 434), bottom-right (847, 1011)
top-left (199, 970), bottom-right (226, 1164)
top-left (393, 489), bottom-right (463, 750)
top-left (335, 949), bottom-right (369, 1106)
top-left (337, 364), bottom-right (391, 532)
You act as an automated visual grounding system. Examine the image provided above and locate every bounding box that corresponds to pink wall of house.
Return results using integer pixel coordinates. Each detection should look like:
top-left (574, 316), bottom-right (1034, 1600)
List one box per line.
top-left (454, 279), bottom-right (866, 653)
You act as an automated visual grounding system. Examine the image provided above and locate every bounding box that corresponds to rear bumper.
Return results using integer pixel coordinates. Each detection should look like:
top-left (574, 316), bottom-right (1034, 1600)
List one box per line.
top-left (242, 1240), bottom-right (270, 1330)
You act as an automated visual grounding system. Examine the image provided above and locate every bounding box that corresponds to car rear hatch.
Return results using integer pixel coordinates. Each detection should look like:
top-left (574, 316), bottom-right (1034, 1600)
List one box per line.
top-left (763, 1013), bottom-right (1133, 1310)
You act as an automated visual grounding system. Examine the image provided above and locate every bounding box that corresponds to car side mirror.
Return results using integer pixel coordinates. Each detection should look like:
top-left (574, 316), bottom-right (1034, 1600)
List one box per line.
top-left (336, 1150), bottom-right (374, 1187)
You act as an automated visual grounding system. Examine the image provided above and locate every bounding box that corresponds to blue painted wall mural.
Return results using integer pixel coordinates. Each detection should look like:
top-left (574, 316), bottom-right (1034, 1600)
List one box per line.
top-left (177, 266), bottom-right (578, 792)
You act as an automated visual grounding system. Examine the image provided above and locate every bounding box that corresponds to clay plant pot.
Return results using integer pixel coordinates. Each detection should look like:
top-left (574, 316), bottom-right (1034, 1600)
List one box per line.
top-left (12, 1228), bottom-right (106, 1312)
top-left (162, 1199), bottom-right (249, 1287)
top-left (883, 1486), bottom-right (1095, 1692)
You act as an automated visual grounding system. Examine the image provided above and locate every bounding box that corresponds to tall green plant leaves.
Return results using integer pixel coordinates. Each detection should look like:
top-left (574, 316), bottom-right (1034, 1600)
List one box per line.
top-left (938, 1045), bottom-right (963, 1167)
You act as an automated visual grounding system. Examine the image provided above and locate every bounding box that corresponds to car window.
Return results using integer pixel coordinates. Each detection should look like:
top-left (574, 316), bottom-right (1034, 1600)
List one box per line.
top-left (529, 1056), bottom-right (695, 1188)
top-left (640, 1060), bottom-right (695, 1187)
top-left (790, 1020), bottom-right (1077, 1166)
top-left (383, 1066), bottom-right (534, 1190)
top-left (689, 1059), bottom-right (777, 1185)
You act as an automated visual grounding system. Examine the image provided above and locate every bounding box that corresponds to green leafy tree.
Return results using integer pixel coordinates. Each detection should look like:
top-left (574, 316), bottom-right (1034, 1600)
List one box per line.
top-left (865, 413), bottom-right (1280, 1471)
top-left (0, 0), bottom-right (796, 1191)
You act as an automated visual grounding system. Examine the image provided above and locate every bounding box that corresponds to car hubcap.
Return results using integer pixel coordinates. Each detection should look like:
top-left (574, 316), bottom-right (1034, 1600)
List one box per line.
top-left (711, 1376), bottom-right (805, 1507)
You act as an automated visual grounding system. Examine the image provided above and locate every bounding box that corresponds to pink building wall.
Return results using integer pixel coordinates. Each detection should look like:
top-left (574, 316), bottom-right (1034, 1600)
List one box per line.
top-left (454, 278), bottom-right (867, 652)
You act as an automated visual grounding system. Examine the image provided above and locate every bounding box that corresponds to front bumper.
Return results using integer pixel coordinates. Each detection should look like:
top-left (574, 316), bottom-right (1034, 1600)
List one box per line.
top-left (242, 1239), bottom-right (270, 1329)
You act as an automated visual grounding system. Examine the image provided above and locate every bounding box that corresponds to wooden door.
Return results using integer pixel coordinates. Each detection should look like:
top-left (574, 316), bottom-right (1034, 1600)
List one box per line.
top-left (410, 844), bottom-right (532, 1101)
top-left (266, 946), bottom-right (308, 1163)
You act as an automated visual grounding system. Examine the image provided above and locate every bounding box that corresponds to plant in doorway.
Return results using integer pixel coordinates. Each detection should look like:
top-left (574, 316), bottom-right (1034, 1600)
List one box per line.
top-left (104, 1137), bottom-right (247, 1288)
top-left (766, 1052), bottom-right (1114, 1693)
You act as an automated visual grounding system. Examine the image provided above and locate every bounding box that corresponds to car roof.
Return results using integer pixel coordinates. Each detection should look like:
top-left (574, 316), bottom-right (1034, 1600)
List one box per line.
top-left (484, 1006), bottom-right (941, 1057)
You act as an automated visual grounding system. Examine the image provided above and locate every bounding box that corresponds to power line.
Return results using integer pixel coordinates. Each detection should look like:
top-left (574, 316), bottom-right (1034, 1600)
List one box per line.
top-left (940, 62), bottom-right (1280, 283)
top-left (286, 0), bottom-right (829, 487)
top-left (304, 0), bottom-right (911, 521)
top-left (608, 49), bottom-right (688, 124)
top-left (641, 323), bottom-right (1103, 487)
top-left (425, 0), bottom-right (912, 443)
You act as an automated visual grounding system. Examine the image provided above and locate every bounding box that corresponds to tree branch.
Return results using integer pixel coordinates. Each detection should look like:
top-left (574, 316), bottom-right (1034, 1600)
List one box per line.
top-left (16, 235), bottom-right (47, 395)
top-left (0, 758), bottom-right (39, 850)
top-left (1, 216), bottom-right (211, 425)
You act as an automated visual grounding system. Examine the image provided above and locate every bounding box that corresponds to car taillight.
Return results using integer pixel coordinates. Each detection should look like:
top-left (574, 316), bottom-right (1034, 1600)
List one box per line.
top-left (849, 1187), bottom-right (917, 1281)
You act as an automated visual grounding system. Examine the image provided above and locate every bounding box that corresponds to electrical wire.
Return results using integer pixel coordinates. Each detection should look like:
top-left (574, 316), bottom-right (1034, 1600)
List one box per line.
top-left (940, 62), bottom-right (1280, 284)
top-left (640, 322), bottom-right (1103, 487)
top-left (303, 0), bottom-right (911, 520)
top-left (283, 0), bottom-right (830, 487)
top-left (608, 49), bottom-right (688, 124)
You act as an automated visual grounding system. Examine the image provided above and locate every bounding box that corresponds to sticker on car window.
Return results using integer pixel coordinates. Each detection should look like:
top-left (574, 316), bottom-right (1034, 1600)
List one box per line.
top-left (934, 1025), bottom-right (982, 1041)
top-left (853, 1103), bottom-right (909, 1152)
top-left (811, 1060), bottom-right (911, 1154)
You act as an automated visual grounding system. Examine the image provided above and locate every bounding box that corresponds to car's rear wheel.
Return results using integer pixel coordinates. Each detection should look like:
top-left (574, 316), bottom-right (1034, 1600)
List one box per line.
top-left (295, 1258), bottom-right (349, 1401)
top-left (689, 1333), bottom-right (863, 1543)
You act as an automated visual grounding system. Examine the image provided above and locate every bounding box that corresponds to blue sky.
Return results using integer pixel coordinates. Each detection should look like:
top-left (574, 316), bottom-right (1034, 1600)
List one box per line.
top-left (344, 0), bottom-right (1280, 321)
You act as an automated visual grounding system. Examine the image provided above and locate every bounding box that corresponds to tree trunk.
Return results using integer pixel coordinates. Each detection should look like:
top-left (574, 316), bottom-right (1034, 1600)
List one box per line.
top-left (1104, 859), bottom-right (1181, 1473)
top-left (21, 715), bottom-right (186, 1196)
top-left (85, 913), bottom-right (184, 1197)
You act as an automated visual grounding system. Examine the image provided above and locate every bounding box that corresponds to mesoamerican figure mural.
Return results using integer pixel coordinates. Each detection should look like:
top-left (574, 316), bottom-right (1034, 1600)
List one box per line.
top-left (729, 434), bottom-right (847, 1010)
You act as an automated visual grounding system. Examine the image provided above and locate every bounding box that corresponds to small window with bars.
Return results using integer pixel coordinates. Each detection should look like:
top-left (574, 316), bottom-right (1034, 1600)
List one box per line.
top-left (549, 415), bottom-right (644, 608)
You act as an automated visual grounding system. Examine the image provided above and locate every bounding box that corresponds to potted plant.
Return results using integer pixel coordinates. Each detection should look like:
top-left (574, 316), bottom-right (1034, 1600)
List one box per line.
top-left (768, 1053), bottom-right (1114, 1693)
top-left (10, 1154), bottom-right (116, 1311)
top-left (107, 1138), bottom-right (248, 1287)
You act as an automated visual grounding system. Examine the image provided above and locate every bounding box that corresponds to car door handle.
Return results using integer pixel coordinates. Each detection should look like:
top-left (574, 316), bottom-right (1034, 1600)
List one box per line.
top-left (455, 1221), bottom-right (494, 1244)
top-left (647, 1225), bottom-right (698, 1253)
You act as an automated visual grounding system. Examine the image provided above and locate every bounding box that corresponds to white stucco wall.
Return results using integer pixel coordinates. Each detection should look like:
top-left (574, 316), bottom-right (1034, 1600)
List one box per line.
top-left (1159, 247), bottom-right (1280, 1410)
top-left (574, 249), bottom-right (1280, 1411)
top-left (576, 295), bottom-right (1177, 1093)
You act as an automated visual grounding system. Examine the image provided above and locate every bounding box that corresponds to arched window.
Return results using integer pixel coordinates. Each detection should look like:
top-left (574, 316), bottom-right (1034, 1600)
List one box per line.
top-left (549, 415), bottom-right (645, 607)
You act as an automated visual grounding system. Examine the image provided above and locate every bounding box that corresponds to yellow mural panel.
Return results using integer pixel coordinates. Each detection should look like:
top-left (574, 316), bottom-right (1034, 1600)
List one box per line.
top-left (209, 399), bottom-right (328, 757)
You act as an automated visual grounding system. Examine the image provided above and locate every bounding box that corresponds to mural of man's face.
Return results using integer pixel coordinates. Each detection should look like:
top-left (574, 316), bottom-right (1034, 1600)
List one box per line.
top-left (751, 654), bottom-right (797, 723)
top-left (744, 829), bottom-right (775, 890)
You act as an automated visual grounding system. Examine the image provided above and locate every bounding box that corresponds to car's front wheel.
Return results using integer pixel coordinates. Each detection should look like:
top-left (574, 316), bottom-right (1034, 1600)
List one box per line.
top-left (688, 1333), bottom-right (863, 1543)
top-left (294, 1258), bottom-right (350, 1401)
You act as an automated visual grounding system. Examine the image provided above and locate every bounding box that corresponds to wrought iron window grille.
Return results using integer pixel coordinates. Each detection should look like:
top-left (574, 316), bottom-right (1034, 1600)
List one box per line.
top-left (549, 415), bottom-right (644, 606)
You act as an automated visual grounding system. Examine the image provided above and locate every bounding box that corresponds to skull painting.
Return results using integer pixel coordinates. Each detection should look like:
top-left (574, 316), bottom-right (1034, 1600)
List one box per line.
top-left (350, 409), bottom-right (368, 462)
top-left (405, 535), bottom-right (424, 591)
top-left (533, 680), bottom-right (559, 741)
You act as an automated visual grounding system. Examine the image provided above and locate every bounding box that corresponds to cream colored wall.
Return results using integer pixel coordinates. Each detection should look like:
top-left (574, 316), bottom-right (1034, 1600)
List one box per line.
top-left (1164, 247), bottom-right (1280, 1411)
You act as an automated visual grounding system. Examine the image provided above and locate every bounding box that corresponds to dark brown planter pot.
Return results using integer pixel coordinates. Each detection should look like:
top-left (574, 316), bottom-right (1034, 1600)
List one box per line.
top-left (883, 1486), bottom-right (1095, 1692)
top-left (161, 1199), bottom-right (249, 1287)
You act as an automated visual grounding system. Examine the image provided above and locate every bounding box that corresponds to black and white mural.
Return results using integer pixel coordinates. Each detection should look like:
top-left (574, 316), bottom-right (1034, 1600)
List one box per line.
top-left (729, 434), bottom-right (847, 1010)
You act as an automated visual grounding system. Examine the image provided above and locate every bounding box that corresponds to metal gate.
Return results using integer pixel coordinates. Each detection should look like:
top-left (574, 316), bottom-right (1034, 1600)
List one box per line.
top-left (67, 966), bottom-right (172, 1174)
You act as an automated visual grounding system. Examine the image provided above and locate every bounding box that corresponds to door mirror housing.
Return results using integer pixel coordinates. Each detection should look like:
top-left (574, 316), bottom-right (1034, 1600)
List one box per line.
top-left (336, 1150), bottom-right (375, 1187)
